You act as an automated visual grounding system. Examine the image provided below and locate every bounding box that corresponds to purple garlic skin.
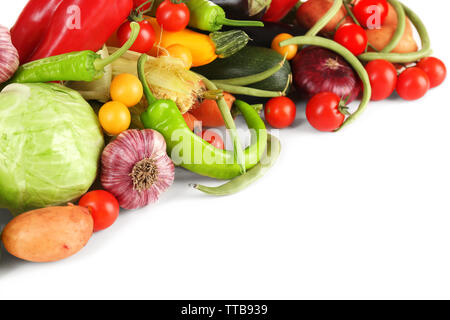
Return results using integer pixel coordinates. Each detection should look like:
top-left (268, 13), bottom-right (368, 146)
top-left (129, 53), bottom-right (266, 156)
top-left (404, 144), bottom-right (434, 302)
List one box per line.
top-left (0, 25), bottom-right (19, 84)
top-left (101, 129), bottom-right (175, 210)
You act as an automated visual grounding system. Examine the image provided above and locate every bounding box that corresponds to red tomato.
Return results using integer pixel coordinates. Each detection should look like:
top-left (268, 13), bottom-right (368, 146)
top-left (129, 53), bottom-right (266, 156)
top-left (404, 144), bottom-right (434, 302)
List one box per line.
top-left (334, 24), bottom-right (368, 56)
top-left (365, 59), bottom-right (398, 101)
top-left (183, 112), bottom-right (199, 131)
top-left (79, 190), bottom-right (120, 232)
top-left (396, 67), bottom-right (430, 101)
top-left (156, 0), bottom-right (190, 32)
top-left (416, 57), bottom-right (447, 89)
top-left (198, 130), bottom-right (225, 150)
top-left (353, 0), bottom-right (389, 29)
top-left (264, 97), bottom-right (297, 129)
top-left (190, 93), bottom-right (235, 127)
top-left (306, 92), bottom-right (345, 132)
top-left (117, 20), bottom-right (156, 54)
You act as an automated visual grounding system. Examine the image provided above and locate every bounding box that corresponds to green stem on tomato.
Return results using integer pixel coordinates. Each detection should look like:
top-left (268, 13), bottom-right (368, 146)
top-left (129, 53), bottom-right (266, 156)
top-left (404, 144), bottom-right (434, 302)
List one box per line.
top-left (280, 36), bottom-right (371, 131)
top-left (197, 75), bottom-right (247, 174)
top-left (358, 4), bottom-right (432, 63)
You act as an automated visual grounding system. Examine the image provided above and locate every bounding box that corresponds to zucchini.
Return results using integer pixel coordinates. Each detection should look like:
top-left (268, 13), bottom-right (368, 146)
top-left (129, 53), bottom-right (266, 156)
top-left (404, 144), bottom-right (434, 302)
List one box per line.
top-left (192, 46), bottom-right (292, 93)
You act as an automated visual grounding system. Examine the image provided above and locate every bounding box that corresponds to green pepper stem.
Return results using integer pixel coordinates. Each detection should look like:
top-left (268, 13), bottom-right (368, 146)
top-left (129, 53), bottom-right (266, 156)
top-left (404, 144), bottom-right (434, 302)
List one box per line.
top-left (216, 16), bottom-right (264, 28)
top-left (137, 54), bottom-right (158, 105)
top-left (210, 55), bottom-right (287, 86)
top-left (94, 22), bottom-right (140, 71)
top-left (280, 36), bottom-right (371, 131)
top-left (358, 4), bottom-right (431, 62)
top-left (197, 75), bottom-right (247, 174)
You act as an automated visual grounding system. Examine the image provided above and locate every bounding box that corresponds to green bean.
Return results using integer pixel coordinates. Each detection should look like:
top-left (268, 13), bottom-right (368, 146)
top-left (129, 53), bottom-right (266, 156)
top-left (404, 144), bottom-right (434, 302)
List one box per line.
top-left (192, 134), bottom-right (281, 196)
top-left (358, 4), bottom-right (432, 63)
top-left (281, 36), bottom-right (371, 130)
top-left (210, 55), bottom-right (287, 86)
top-left (381, 0), bottom-right (406, 53)
top-left (198, 76), bottom-right (246, 174)
top-left (213, 82), bottom-right (284, 98)
top-left (306, 0), bottom-right (343, 37)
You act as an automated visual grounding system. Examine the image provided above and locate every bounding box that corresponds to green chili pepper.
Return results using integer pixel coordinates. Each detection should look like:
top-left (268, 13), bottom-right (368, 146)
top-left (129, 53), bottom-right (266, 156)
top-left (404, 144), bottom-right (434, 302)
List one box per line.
top-left (192, 133), bottom-right (281, 196)
top-left (7, 22), bottom-right (140, 84)
top-left (357, 3), bottom-right (432, 63)
top-left (187, 0), bottom-right (264, 32)
top-left (280, 36), bottom-right (371, 131)
top-left (138, 54), bottom-right (268, 180)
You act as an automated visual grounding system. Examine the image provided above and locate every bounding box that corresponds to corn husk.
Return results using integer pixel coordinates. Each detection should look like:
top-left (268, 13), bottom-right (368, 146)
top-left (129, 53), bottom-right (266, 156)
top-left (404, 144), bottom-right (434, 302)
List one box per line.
top-left (108, 47), bottom-right (203, 114)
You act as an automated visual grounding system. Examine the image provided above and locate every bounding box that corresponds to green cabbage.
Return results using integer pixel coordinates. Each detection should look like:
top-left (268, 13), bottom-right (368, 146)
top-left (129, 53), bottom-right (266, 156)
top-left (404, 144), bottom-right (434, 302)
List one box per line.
top-left (0, 83), bottom-right (104, 215)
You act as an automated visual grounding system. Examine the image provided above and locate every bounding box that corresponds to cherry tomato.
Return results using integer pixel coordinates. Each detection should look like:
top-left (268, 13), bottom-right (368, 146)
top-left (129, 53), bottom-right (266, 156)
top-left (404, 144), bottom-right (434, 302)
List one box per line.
top-left (156, 0), bottom-right (190, 32)
top-left (353, 0), bottom-right (389, 29)
top-left (264, 97), bottom-right (297, 129)
top-left (200, 130), bottom-right (225, 150)
top-left (79, 190), bottom-right (120, 232)
top-left (365, 59), bottom-right (397, 101)
top-left (306, 92), bottom-right (345, 132)
top-left (334, 24), bottom-right (368, 56)
top-left (117, 20), bottom-right (155, 54)
top-left (396, 67), bottom-right (430, 101)
top-left (110, 73), bottom-right (143, 107)
top-left (162, 44), bottom-right (193, 69)
top-left (271, 33), bottom-right (298, 61)
top-left (416, 57), bottom-right (447, 89)
top-left (99, 101), bottom-right (131, 135)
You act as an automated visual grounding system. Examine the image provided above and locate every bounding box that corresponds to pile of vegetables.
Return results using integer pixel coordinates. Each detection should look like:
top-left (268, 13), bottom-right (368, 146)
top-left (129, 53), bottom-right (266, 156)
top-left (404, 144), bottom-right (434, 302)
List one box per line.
top-left (0, 0), bottom-right (446, 263)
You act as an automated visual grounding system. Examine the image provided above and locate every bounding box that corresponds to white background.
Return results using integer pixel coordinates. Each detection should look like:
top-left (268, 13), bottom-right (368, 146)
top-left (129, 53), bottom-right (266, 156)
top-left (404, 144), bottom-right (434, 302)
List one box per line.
top-left (0, 0), bottom-right (449, 300)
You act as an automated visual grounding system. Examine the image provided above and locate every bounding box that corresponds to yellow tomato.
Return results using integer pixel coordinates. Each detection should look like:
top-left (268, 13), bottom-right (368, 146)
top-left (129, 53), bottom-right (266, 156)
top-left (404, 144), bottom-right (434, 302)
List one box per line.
top-left (99, 101), bottom-right (131, 136)
top-left (271, 33), bottom-right (298, 61)
top-left (110, 73), bottom-right (143, 107)
top-left (161, 44), bottom-right (193, 69)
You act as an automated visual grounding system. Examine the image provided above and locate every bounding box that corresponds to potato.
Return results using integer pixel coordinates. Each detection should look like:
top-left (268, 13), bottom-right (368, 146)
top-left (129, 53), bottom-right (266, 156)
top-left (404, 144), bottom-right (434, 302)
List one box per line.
top-left (1, 205), bottom-right (94, 263)
top-left (366, 3), bottom-right (418, 53)
top-left (296, 0), bottom-right (353, 35)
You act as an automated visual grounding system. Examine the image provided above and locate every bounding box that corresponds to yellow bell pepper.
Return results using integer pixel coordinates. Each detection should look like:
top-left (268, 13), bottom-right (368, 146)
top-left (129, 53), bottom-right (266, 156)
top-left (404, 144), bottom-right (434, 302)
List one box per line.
top-left (146, 17), bottom-right (217, 67)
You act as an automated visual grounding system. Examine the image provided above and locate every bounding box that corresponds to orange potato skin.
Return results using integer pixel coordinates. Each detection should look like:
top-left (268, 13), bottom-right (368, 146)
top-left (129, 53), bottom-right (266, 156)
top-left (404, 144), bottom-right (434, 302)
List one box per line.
top-left (2, 205), bottom-right (94, 263)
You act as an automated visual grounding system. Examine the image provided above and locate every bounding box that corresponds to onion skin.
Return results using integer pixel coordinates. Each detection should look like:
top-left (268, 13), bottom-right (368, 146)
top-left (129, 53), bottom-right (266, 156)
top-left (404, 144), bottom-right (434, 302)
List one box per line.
top-left (292, 46), bottom-right (361, 102)
top-left (0, 25), bottom-right (19, 84)
top-left (101, 129), bottom-right (175, 210)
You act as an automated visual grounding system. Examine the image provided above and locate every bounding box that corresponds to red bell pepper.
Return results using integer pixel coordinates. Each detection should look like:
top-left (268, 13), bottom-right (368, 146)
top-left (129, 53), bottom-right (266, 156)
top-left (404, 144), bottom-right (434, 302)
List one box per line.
top-left (263, 0), bottom-right (299, 22)
top-left (17, 0), bottom-right (133, 63)
top-left (10, 0), bottom-right (64, 64)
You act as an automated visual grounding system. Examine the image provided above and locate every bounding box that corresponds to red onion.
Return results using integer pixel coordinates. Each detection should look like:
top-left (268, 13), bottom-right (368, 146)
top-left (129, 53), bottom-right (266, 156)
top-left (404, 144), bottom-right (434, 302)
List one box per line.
top-left (0, 25), bottom-right (19, 83)
top-left (101, 129), bottom-right (175, 210)
top-left (292, 46), bottom-right (361, 102)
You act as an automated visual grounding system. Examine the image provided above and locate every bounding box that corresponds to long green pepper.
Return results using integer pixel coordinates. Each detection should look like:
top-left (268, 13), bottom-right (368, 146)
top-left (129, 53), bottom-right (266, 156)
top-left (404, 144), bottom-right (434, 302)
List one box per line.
top-left (7, 22), bottom-right (140, 84)
top-left (138, 54), bottom-right (268, 180)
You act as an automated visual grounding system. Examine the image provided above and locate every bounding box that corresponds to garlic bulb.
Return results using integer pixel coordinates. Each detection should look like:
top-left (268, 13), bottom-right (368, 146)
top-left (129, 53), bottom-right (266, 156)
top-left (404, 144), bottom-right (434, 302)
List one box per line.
top-left (0, 25), bottom-right (19, 84)
top-left (101, 129), bottom-right (175, 210)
